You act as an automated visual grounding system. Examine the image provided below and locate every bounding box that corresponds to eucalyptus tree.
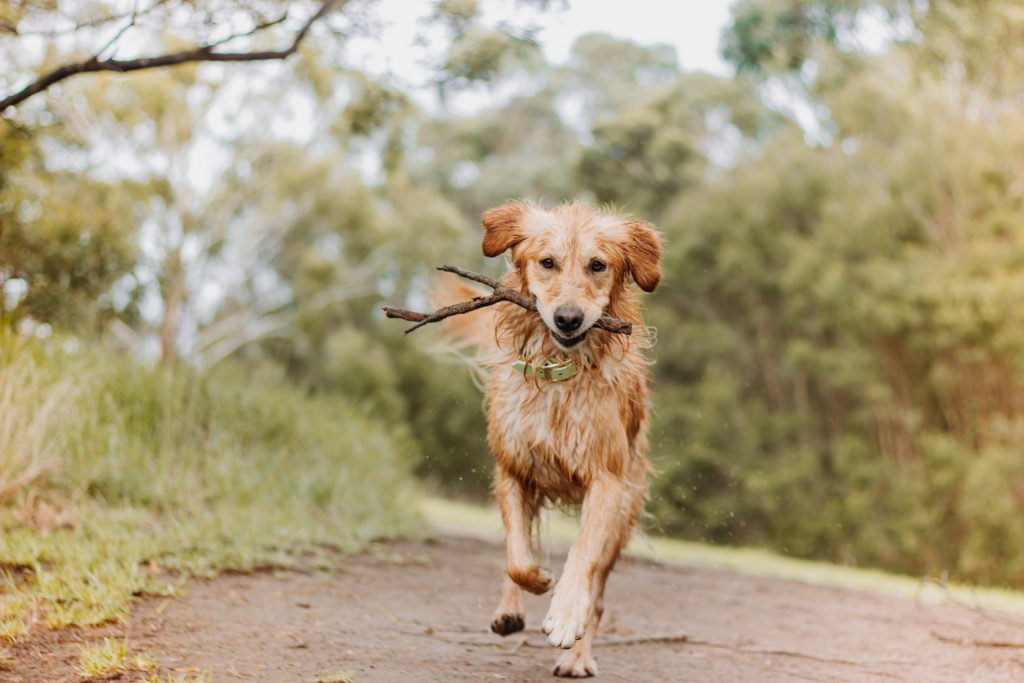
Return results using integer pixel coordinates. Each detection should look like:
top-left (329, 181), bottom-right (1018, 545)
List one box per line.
top-left (642, 0), bottom-right (1024, 583)
top-left (0, 0), bottom-right (550, 354)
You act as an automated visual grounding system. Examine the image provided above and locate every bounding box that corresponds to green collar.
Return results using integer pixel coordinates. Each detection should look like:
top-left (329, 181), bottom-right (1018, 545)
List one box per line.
top-left (512, 357), bottom-right (579, 382)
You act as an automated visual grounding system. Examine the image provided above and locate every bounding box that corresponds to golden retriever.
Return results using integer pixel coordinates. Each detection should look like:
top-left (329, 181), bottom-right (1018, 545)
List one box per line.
top-left (446, 200), bottom-right (661, 677)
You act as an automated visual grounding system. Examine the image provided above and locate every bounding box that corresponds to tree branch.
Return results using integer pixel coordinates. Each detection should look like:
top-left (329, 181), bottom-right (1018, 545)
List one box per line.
top-left (382, 265), bottom-right (633, 336)
top-left (0, 0), bottom-right (344, 114)
top-left (4, 0), bottom-right (173, 37)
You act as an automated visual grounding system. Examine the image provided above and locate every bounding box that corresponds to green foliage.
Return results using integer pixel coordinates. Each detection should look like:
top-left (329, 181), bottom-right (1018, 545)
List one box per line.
top-left (0, 167), bottom-right (137, 330)
top-left (722, 0), bottom-right (866, 73)
top-left (415, 90), bottom-right (582, 215)
top-left (578, 73), bottom-right (775, 216)
top-left (393, 347), bottom-right (492, 498)
top-left (305, 323), bottom-right (492, 498)
top-left (645, 38), bottom-right (1024, 585)
top-left (561, 33), bottom-right (680, 117)
top-left (441, 26), bottom-right (541, 88)
top-left (1, 122), bottom-right (136, 330)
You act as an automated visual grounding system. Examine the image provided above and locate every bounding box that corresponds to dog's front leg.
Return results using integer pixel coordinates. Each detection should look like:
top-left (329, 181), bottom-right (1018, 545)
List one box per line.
top-left (552, 566), bottom-right (608, 677)
top-left (542, 473), bottom-right (633, 650)
top-left (495, 467), bottom-right (553, 595)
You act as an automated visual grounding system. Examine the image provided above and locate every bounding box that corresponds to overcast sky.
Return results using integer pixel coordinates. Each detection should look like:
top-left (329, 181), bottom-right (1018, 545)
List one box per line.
top-left (362, 0), bottom-right (737, 92)
top-left (529, 0), bottom-right (735, 74)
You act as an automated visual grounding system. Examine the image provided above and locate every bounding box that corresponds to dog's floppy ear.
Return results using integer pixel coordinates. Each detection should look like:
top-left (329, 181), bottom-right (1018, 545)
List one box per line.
top-left (481, 202), bottom-right (527, 257)
top-left (625, 219), bottom-right (662, 292)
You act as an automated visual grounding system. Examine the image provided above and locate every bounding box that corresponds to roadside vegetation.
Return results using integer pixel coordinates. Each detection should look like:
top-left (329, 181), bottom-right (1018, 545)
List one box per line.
top-left (0, 332), bottom-right (418, 638)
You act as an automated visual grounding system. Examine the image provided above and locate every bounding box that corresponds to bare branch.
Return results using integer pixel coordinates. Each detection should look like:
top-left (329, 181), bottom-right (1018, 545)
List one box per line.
top-left (107, 317), bottom-right (144, 350)
top-left (382, 265), bottom-right (633, 336)
top-left (93, 19), bottom-right (136, 61)
top-left (385, 293), bottom-right (506, 334)
top-left (205, 11), bottom-right (291, 49)
top-left (1, 0), bottom-right (344, 115)
top-left (198, 315), bottom-right (294, 370)
top-left (2, 0), bottom-right (172, 37)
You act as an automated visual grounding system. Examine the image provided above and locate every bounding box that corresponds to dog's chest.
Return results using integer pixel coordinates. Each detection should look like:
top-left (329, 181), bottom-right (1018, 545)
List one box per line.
top-left (487, 363), bottom-right (628, 493)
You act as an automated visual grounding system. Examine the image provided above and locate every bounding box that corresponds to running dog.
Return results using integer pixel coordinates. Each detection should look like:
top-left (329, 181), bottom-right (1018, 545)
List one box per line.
top-left (448, 200), bottom-right (661, 677)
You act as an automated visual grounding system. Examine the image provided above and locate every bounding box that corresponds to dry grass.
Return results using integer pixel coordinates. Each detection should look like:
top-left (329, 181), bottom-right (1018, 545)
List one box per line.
top-left (315, 672), bottom-right (356, 683)
top-left (76, 637), bottom-right (156, 679)
top-left (0, 337), bottom-right (73, 503)
top-left (146, 674), bottom-right (211, 683)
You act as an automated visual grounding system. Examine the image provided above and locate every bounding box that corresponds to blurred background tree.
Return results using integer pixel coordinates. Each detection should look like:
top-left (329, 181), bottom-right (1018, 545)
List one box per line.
top-left (7, 0), bottom-right (1024, 586)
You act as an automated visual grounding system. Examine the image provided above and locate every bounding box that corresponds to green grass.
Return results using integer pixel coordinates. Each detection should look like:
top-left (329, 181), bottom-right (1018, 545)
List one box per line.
top-left (422, 497), bottom-right (1024, 614)
top-left (0, 333), bottom-right (422, 638)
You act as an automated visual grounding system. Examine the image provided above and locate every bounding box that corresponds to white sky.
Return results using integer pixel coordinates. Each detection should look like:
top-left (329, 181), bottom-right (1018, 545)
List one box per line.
top-left (362, 0), bottom-right (736, 94)
top-left (530, 0), bottom-right (735, 74)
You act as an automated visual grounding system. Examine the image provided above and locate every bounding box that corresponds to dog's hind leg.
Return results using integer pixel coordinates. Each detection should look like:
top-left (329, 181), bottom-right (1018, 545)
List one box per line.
top-left (495, 467), bottom-right (553, 595)
top-left (491, 574), bottom-right (525, 635)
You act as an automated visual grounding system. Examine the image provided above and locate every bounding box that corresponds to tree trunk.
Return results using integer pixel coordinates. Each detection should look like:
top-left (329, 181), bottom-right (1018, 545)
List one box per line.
top-left (158, 248), bottom-right (185, 365)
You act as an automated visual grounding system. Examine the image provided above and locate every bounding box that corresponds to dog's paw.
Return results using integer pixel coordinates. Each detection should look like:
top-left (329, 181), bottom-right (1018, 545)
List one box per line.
top-left (490, 611), bottom-right (525, 636)
top-left (508, 564), bottom-right (553, 595)
top-left (541, 586), bottom-right (590, 649)
top-left (553, 649), bottom-right (598, 678)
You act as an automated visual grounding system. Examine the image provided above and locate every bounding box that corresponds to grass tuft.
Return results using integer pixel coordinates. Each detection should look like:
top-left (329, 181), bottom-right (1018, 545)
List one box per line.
top-left (146, 672), bottom-right (211, 683)
top-left (316, 671), bottom-right (356, 683)
top-left (0, 336), bottom-right (72, 502)
top-left (76, 637), bottom-right (155, 679)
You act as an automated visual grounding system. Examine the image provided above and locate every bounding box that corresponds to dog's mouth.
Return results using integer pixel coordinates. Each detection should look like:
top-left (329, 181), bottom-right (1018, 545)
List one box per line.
top-left (551, 329), bottom-right (588, 348)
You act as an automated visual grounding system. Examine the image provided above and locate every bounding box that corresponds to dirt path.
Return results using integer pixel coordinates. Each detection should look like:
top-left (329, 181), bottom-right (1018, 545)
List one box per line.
top-left (8, 532), bottom-right (1024, 682)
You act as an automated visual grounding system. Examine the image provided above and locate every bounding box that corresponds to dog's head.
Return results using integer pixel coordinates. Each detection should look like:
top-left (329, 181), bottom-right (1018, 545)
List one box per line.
top-left (481, 201), bottom-right (661, 351)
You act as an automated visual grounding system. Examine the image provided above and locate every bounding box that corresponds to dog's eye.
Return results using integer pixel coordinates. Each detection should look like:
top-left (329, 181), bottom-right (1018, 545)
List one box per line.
top-left (590, 259), bottom-right (607, 273)
top-left (540, 258), bottom-right (555, 269)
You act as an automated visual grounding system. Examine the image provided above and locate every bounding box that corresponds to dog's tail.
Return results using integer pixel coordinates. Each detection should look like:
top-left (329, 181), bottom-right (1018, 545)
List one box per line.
top-left (426, 273), bottom-right (499, 387)
top-left (429, 274), bottom-right (498, 349)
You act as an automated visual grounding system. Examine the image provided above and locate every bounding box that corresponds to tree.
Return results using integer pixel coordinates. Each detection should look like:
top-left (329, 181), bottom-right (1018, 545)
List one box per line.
top-left (639, 0), bottom-right (1024, 582)
top-left (558, 32), bottom-right (680, 120)
top-left (578, 72), bottom-right (778, 218)
top-left (1, 0), bottom-right (552, 353)
top-left (0, 122), bottom-right (137, 330)
top-left (0, 0), bottom-right (344, 114)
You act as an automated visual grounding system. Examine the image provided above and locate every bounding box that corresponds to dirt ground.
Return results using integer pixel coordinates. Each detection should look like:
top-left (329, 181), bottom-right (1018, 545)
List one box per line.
top-left (8, 531), bottom-right (1024, 683)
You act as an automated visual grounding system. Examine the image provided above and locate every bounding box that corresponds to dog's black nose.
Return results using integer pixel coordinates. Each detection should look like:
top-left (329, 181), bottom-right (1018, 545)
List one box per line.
top-left (554, 306), bottom-right (584, 333)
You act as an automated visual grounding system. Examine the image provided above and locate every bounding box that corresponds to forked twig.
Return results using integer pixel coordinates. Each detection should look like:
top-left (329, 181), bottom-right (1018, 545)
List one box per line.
top-left (382, 265), bottom-right (633, 336)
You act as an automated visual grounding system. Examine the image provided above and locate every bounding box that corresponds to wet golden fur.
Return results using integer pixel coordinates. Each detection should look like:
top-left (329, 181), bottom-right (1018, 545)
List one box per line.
top-left (450, 200), bottom-right (661, 678)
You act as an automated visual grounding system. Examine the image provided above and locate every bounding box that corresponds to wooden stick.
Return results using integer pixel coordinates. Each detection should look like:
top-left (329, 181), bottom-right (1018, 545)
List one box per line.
top-left (382, 265), bottom-right (633, 336)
